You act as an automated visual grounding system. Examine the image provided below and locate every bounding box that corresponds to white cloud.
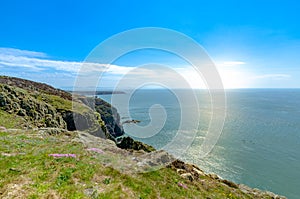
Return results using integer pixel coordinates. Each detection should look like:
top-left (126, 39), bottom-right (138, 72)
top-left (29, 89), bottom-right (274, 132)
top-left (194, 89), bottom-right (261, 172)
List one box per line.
top-left (0, 54), bottom-right (79, 72)
top-left (217, 61), bottom-right (246, 67)
top-left (213, 60), bottom-right (252, 88)
top-left (0, 47), bottom-right (253, 89)
top-left (0, 47), bottom-right (136, 74)
top-left (6, 47), bottom-right (293, 89)
top-left (0, 47), bottom-right (48, 58)
top-left (251, 74), bottom-right (291, 79)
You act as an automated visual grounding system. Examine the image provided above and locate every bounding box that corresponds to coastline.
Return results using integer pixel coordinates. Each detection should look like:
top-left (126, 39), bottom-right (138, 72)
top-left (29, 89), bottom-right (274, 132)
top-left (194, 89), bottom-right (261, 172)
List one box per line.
top-left (0, 76), bottom-right (287, 198)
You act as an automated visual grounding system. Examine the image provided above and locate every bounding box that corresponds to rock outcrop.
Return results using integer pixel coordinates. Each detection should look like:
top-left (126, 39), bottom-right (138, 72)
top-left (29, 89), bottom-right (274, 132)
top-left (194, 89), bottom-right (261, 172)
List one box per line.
top-left (0, 76), bottom-right (287, 198)
top-left (117, 136), bottom-right (155, 152)
top-left (0, 77), bottom-right (107, 138)
top-left (0, 76), bottom-right (150, 151)
top-left (94, 97), bottom-right (125, 138)
top-left (0, 76), bottom-right (72, 100)
top-left (0, 84), bottom-right (66, 129)
top-left (167, 160), bottom-right (286, 199)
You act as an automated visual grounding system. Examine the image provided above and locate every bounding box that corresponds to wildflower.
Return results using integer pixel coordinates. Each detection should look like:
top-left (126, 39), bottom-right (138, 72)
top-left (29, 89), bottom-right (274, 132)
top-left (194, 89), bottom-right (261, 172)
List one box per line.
top-left (178, 182), bottom-right (188, 189)
top-left (48, 154), bottom-right (76, 158)
top-left (87, 148), bottom-right (104, 154)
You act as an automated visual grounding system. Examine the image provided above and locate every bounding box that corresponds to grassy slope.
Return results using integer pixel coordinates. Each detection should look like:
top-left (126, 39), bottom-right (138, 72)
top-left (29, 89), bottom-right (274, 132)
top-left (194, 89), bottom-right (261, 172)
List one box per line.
top-left (0, 110), bottom-right (26, 128)
top-left (0, 77), bottom-right (282, 198)
top-left (0, 83), bottom-right (104, 133)
top-left (0, 130), bottom-right (257, 199)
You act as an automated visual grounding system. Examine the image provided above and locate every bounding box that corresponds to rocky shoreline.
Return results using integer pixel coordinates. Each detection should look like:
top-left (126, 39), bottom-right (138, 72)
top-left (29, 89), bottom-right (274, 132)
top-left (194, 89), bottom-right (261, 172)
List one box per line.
top-left (0, 76), bottom-right (287, 198)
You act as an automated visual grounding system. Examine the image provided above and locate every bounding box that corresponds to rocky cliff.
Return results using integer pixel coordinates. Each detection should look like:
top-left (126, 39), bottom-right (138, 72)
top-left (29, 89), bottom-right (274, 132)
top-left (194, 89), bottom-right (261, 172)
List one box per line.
top-left (0, 76), bottom-right (286, 198)
top-left (0, 76), bottom-right (124, 140)
top-left (0, 76), bottom-right (154, 151)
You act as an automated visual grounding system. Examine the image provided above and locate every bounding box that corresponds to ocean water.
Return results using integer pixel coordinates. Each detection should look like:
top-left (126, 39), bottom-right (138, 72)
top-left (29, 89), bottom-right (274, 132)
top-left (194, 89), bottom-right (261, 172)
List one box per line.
top-left (100, 89), bottom-right (300, 199)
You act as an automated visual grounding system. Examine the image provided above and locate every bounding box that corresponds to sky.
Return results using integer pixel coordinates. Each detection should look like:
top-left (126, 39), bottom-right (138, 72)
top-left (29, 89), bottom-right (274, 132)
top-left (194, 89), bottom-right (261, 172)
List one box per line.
top-left (0, 0), bottom-right (300, 89)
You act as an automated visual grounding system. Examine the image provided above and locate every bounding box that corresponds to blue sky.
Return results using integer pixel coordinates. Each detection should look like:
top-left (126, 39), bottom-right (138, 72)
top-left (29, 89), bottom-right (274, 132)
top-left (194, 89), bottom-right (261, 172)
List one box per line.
top-left (0, 0), bottom-right (300, 89)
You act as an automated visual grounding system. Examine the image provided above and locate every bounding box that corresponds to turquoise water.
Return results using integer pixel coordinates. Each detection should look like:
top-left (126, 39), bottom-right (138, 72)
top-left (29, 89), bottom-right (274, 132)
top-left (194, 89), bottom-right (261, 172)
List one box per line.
top-left (100, 89), bottom-right (300, 198)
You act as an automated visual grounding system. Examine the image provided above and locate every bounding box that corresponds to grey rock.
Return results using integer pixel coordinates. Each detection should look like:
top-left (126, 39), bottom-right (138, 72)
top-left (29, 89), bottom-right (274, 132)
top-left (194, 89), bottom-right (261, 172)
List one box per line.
top-left (180, 173), bottom-right (194, 181)
top-left (193, 167), bottom-right (205, 176)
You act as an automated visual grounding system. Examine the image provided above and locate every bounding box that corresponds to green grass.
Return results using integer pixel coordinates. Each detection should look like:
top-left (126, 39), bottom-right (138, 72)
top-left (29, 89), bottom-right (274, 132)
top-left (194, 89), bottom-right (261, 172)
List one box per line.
top-left (0, 130), bottom-right (264, 198)
top-left (35, 94), bottom-right (72, 111)
top-left (36, 93), bottom-right (91, 114)
top-left (0, 110), bottom-right (25, 128)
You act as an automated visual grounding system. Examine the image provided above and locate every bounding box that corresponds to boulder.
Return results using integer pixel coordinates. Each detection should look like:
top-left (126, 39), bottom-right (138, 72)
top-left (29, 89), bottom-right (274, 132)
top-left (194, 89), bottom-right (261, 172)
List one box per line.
top-left (180, 173), bottom-right (194, 181)
top-left (192, 167), bottom-right (205, 177)
top-left (176, 169), bottom-right (186, 174)
top-left (208, 173), bottom-right (220, 179)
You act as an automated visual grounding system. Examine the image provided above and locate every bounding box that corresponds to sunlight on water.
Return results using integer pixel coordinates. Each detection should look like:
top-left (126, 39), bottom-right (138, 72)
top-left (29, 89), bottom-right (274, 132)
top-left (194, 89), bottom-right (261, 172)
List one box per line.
top-left (100, 89), bottom-right (300, 199)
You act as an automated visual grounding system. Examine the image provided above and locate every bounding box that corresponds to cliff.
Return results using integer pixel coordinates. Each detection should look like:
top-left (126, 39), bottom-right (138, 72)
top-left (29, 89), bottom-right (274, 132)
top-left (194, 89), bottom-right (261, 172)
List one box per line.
top-left (0, 76), bottom-right (286, 198)
top-left (0, 76), bottom-right (124, 139)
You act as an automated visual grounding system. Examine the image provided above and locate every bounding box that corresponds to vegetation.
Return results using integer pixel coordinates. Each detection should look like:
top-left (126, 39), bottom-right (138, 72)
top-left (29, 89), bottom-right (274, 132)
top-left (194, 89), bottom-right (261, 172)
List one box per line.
top-left (0, 110), bottom-right (25, 128)
top-left (0, 130), bottom-right (266, 199)
top-left (0, 76), bottom-right (285, 198)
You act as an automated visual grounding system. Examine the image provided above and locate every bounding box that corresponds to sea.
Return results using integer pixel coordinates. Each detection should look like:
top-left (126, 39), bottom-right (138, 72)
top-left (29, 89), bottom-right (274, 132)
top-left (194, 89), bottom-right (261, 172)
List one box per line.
top-left (99, 89), bottom-right (300, 199)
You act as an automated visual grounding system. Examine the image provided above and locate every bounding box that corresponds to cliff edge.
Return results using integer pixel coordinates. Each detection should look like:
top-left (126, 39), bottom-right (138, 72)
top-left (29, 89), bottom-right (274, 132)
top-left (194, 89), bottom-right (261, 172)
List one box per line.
top-left (0, 76), bottom-right (286, 198)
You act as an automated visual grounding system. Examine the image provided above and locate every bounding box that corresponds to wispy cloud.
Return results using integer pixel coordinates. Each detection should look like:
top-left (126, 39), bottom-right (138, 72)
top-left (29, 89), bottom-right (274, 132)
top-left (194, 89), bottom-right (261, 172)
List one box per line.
top-left (251, 74), bottom-right (291, 79)
top-left (0, 47), bottom-right (135, 74)
top-left (0, 47), bottom-right (48, 58)
top-left (218, 61), bottom-right (246, 67)
top-left (0, 47), bottom-right (251, 89)
top-left (1, 47), bottom-right (294, 89)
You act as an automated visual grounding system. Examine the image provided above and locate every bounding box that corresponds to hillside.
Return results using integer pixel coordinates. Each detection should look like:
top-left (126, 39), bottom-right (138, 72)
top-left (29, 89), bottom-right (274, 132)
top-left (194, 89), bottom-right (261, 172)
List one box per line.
top-left (0, 76), bottom-right (286, 198)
